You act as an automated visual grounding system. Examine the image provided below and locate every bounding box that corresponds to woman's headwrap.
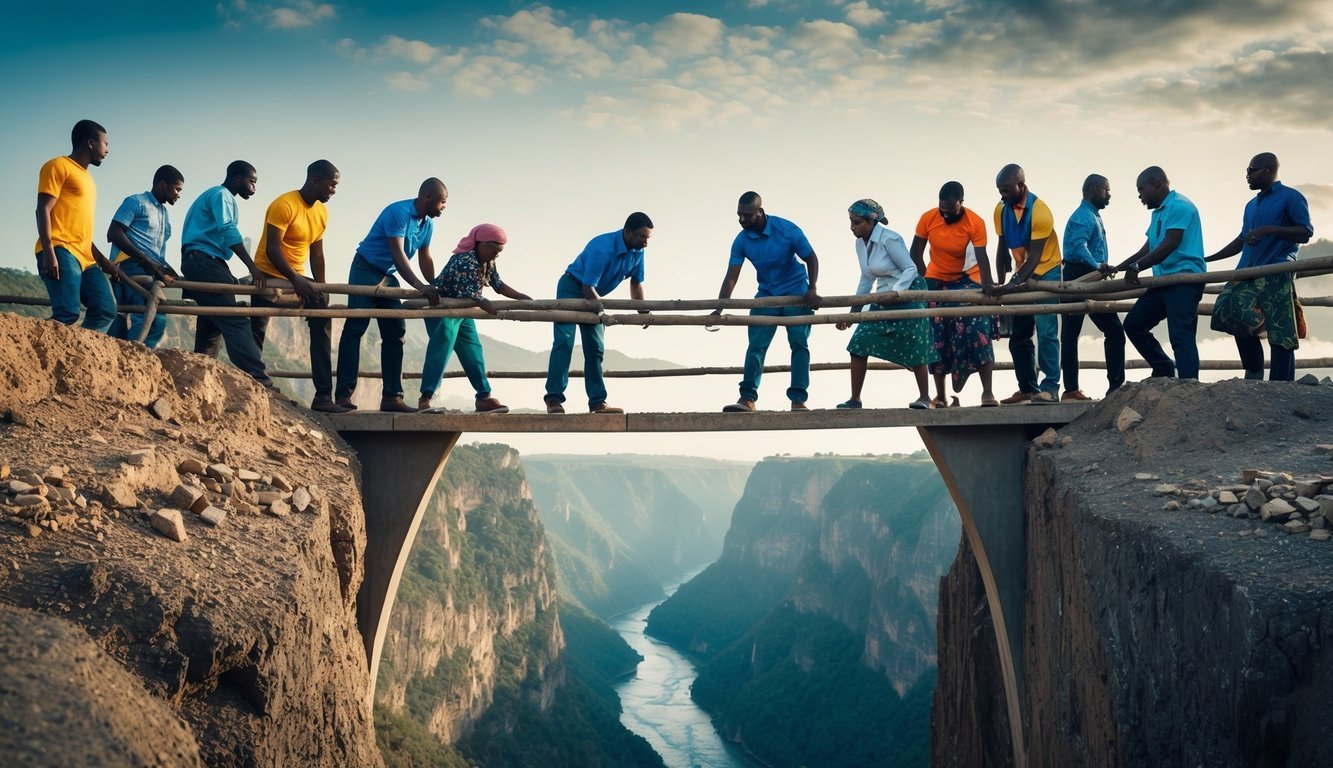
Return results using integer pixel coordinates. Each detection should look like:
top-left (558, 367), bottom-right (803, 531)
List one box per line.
top-left (453, 223), bottom-right (509, 254)
top-left (848, 199), bottom-right (887, 225)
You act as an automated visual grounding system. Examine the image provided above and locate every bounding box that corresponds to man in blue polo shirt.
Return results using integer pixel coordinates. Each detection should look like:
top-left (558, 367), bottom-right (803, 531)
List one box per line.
top-left (334, 178), bottom-right (446, 412)
top-left (1059, 173), bottom-right (1125, 399)
top-left (711, 191), bottom-right (821, 412)
top-left (179, 160), bottom-right (273, 388)
top-left (107, 164), bottom-right (184, 348)
top-left (544, 212), bottom-right (652, 414)
top-left (1205, 153), bottom-right (1313, 381)
top-left (1114, 166), bottom-right (1206, 379)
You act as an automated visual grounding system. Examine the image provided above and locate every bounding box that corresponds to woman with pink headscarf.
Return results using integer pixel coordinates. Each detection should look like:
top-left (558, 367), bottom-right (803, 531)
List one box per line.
top-left (418, 223), bottom-right (532, 413)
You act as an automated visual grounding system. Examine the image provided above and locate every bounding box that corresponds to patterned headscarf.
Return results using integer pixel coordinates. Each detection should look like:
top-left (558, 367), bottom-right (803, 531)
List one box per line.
top-left (848, 198), bottom-right (887, 225)
top-left (453, 223), bottom-right (509, 254)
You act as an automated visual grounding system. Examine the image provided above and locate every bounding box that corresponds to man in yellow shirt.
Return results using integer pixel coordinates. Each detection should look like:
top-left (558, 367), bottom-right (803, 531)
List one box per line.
top-left (252, 159), bottom-right (342, 412)
top-left (992, 163), bottom-right (1063, 404)
top-left (34, 119), bottom-right (126, 331)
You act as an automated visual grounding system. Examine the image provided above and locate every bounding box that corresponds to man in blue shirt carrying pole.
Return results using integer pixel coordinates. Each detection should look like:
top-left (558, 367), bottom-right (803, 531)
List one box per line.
top-left (107, 164), bottom-right (184, 348)
top-left (1112, 167), bottom-right (1206, 380)
top-left (1205, 152), bottom-right (1313, 382)
top-left (334, 178), bottom-right (445, 413)
top-left (544, 212), bottom-right (653, 415)
top-left (712, 191), bottom-right (821, 412)
top-left (1059, 174), bottom-right (1125, 399)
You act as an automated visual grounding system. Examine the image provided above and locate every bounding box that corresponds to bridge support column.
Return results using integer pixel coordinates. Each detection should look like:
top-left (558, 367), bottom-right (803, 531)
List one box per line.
top-left (340, 430), bottom-right (462, 705)
top-left (919, 424), bottom-right (1043, 768)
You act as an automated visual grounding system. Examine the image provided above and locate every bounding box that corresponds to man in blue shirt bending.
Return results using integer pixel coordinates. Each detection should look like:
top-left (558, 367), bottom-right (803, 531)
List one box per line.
top-left (544, 212), bottom-right (652, 414)
top-left (334, 178), bottom-right (445, 413)
top-left (1112, 167), bottom-right (1206, 379)
top-left (107, 164), bottom-right (184, 348)
top-left (711, 191), bottom-right (821, 412)
top-left (179, 160), bottom-right (274, 388)
top-left (1059, 174), bottom-right (1125, 399)
top-left (1205, 153), bottom-right (1313, 381)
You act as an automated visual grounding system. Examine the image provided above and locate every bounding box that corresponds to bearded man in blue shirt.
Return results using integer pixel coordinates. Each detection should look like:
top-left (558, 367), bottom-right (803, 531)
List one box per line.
top-left (1205, 152), bottom-right (1313, 382)
top-left (712, 191), bottom-right (821, 412)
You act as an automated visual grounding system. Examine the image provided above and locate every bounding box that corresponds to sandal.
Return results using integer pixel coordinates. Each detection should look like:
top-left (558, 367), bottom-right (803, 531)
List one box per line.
top-left (931, 397), bottom-right (949, 409)
top-left (908, 398), bottom-right (932, 410)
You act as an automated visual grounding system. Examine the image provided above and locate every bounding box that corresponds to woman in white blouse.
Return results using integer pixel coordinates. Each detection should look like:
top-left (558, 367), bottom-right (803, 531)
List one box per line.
top-left (835, 199), bottom-right (939, 409)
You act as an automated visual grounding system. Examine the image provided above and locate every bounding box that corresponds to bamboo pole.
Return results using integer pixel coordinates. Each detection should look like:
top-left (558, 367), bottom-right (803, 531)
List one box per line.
top-left (133, 280), bottom-right (166, 344)
top-left (267, 357), bottom-right (1333, 381)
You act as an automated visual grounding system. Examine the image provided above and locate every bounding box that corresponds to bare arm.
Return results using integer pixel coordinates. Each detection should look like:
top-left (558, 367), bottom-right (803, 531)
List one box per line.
top-left (389, 237), bottom-right (439, 306)
top-left (803, 252), bottom-right (821, 309)
top-left (107, 222), bottom-right (173, 283)
top-left (993, 237), bottom-right (1047, 296)
top-left (35, 194), bottom-right (59, 279)
top-left (264, 224), bottom-right (321, 305)
top-left (975, 245), bottom-right (995, 292)
top-left (710, 263), bottom-right (743, 316)
top-left (1118, 234), bottom-right (1182, 285)
top-left (1205, 235), bottom-right (1243, 263)
top-left (908, 236), bottom-right (927, 275)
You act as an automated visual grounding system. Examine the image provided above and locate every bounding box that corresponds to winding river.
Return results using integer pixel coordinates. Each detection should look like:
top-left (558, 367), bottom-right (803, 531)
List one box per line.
top-left (609, 586), bottom-right (749, 768)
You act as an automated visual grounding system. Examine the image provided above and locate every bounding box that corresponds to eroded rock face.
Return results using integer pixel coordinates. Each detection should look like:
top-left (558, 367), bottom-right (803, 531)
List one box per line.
top-left (0, 604), bottom-right (204, 767)
top-left (0, 314), bottom-right (380, 767)
top-left (933, 378), bottom-right (1333, 767)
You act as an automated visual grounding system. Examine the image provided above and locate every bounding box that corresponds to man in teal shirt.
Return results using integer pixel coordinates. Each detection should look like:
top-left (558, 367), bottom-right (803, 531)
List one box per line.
top-left (1113, 166), bottom-right (1205, 379)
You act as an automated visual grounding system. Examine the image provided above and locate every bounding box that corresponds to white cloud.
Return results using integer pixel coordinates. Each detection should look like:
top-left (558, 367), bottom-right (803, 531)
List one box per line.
top-left (653, 13), bottom-right (726, 58)
top-left (379, 35), bottom-right (440, 65)
top-left (843, 1), bottom-right (887, 28)
top-left (265, 1), bottom-right (336, 29)
top-left (385, 71), bottom-right (431, 92)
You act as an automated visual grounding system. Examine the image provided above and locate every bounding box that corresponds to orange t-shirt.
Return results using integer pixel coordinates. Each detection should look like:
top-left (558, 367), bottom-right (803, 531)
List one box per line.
top-left (254, 190), bottom-right (328, 278)
top-left (916, 208), bottom-right (987, 282)
top-left (34, 156), bottom-right (97, 269)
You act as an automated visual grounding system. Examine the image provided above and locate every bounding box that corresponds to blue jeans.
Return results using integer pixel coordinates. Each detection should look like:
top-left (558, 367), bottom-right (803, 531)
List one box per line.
top-left (110, 261), bottom-right (168, 348)
top-left (39, 247), bottom-right (116, 332)
top-left (335, 256), bottom-right (406, 399)
top-left (420, 317), bottom-right (492, 399)
top-left (180, 250), bottom-right (272, 384)
top-left (741, 304), bottom-right (812, 403)
top-left (1124, 283), bottom-right (1204, 379)
top-left (545, 273), bottom-right (607, 406)
top-left (1009, 267), bottom-right (1061, 394)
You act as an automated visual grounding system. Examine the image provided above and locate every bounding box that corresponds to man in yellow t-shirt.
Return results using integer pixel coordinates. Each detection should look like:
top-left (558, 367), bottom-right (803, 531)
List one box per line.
top-left (34, 119), bottom-right (126, 332)
top-left (992, 163), bottom-right (1063, 404)
top-left (251, 159), bottom-right (342, 412)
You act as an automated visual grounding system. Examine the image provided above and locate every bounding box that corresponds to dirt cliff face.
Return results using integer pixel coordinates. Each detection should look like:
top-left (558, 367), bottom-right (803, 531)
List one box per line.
top-left (933, 378), bottom-right (1333, 767)
top-left (0, 314), bottom-right (381, 767)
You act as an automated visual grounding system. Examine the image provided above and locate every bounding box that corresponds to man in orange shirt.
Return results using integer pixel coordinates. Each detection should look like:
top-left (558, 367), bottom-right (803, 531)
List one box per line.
top-left (34, 119), bottom-right (126, 331)
top-left (251, 160), bottom-right (342, 412)
top-left (910, 181), bottom-right (999, 407)
top-left (992, 164), bottom-right (1063, 404)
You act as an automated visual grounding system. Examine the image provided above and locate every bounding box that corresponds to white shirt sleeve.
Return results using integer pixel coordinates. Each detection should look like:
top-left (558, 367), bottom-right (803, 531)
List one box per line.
top-left (868, 224), bottom-right (918, 292)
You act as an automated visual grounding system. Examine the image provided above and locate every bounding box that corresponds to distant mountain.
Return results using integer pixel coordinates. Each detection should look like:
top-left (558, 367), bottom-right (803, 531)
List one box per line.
top-left (647, 454), bottom-right (960, 768)
top-left (524, 454), bottom-right (752, 617)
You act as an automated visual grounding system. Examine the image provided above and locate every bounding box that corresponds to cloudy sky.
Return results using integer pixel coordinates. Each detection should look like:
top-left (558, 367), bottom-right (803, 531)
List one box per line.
top-left (2, 0), bottom-right (1331, 459)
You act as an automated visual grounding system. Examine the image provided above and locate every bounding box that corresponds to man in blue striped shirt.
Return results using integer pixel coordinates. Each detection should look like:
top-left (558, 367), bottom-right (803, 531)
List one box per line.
top-left (1059, 174), bottom-right (1125, 399)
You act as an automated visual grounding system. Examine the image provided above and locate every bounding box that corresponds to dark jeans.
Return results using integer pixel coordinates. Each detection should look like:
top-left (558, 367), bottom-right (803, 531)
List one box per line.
top-left (1235, 335), bottom-right (1296, 382)
top-left (180, 251), bottom-right (271, 384)
top-left (1060, 262), bottom-right (1125, 392)
top-left (252, 290), bottom-right (333, 399)
top-left (1123, 283), bottom-right (1204, 379)
top-left (335, 255), bottom-right (406, 399)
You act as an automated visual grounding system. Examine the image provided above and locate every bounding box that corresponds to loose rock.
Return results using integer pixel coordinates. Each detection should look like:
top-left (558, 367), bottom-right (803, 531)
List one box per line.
top-left (148, 397), bottom-right (173, 421)
top-left (1115, 407), bottom-right (1142, 433)
top-left (199, 506), bottom-right (227, 527)
top-left (149, 508), bottom-right (187, 542)
top-left (1260, 498), bottom-right (1297, 523)
top-left (177, 458), bottom-right (207, 476)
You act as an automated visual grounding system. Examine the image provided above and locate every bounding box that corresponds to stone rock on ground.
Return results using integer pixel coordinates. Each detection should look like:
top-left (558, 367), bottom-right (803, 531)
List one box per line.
top-left (0, 313), bottom-right (380, 768)
top-left (934, 377), bottom-right (1333, 767)
top-left (0, 603), bottom-right (204, 767)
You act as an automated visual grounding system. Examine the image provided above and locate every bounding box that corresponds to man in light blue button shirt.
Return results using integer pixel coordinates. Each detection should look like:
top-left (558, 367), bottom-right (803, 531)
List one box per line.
top-left (1059, 174), bottom-right (1125, 398)
top-left (711, 191), bottom-right (821, 412)
top-left (107, 165), bottom-right (183, 348)
top-left (544, 212), bottom-right (652, 414)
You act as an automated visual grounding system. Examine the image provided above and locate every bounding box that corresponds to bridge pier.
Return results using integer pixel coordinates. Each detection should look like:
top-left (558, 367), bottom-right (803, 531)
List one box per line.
top-left (338, 430), bottom-right (461, 704)
top-left (919, 424), bottom-right (1045, 768)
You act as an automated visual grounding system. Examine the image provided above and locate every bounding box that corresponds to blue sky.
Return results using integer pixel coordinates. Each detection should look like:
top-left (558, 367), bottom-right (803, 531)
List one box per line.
top-left (3, 1), bottom-right (1331, 457)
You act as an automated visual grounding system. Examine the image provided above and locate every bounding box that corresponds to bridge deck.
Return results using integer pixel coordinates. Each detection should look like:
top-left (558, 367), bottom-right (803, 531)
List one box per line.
top-left (324, 402), bottom-right (1092, 433)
